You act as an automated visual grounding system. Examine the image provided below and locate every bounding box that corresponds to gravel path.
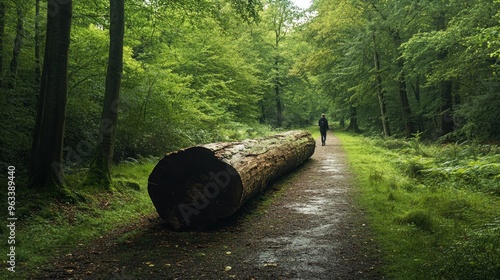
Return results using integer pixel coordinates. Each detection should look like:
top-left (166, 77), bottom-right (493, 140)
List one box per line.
top-left (38, 132), bottom-right (382, 279)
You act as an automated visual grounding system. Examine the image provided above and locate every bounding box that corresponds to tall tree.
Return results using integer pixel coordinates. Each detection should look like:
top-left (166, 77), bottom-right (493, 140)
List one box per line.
top-left (393, 31), bottom-right (415, 138)
top-left (373, 33), bottom-right (391, 136)
top-left (87, 0), bottom-right (125, 189)
top-left (305, 0), bottom-right (367, 131)
top-left (434, 11), bottom-right (454, 137)
top-left (8, 2), bottom-right (23, 89)
top-left (0, 2), bottom-right (5, 88)
top-left (267, 0), bottom-right (296, 127)
top-left (34, 0), bottom-right (42, 87)
top-left (29, 0), bottom-right (72, 189)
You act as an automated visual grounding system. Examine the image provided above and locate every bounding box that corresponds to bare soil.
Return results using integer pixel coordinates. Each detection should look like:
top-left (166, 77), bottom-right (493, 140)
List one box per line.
top-left (37, 132), bottom-right (383, 279)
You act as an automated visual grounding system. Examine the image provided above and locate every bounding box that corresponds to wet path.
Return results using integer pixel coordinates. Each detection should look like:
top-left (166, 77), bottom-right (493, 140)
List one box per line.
top-left (38, 132), bottom-right (382, 279)
top-left (239, 132), bottom-right (381, 279)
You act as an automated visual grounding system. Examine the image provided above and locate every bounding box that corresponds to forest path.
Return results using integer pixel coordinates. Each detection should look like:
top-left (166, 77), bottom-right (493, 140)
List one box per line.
top-left (39, 132), bottom-right (382, 279)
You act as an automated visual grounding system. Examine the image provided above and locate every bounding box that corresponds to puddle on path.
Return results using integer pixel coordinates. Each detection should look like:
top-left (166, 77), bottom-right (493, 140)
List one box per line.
top-left (319, 157), bottom-right (344, 173)
top-left (286, 196), bottom-right (330, 215)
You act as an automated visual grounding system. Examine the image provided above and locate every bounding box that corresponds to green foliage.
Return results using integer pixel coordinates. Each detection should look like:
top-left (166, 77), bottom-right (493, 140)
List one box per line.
top-left (305, 0), bottom-right (500, 140)
top-left (0, 0), bottom-right (316, 175)
top-left (441, 219), bottom-right (500, 279)
top-left (338, 132), bottom-right (500, 279)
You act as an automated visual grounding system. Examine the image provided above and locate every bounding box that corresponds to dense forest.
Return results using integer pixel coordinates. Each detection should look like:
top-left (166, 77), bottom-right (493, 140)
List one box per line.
top-left (1, 0), bottom-right (499, 189)
top-left (1, 1), bottom-right (500, 278)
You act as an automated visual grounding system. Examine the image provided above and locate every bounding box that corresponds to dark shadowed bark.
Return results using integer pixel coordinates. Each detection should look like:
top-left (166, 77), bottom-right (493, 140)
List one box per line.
top-left (439, 79), bottom-right (454, 136)
top-left (434, 11), bottom-right (454, 137)
top-left (29, 1), bottom-right (72, 189)
top-left (347, 105), bottom-right (360, 132)
top-left (410, 78), bottom-right (425, 132)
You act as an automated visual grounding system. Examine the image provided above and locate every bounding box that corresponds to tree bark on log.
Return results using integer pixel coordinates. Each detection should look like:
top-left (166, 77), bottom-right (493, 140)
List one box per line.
top-left (148, 130), bottom-right (316, 230)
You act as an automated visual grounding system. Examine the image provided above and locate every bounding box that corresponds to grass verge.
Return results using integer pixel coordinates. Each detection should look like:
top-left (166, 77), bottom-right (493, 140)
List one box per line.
top-left (336, 131), bottom-right (500, 279)
top-left (0, 158), bottom-right (157, 279)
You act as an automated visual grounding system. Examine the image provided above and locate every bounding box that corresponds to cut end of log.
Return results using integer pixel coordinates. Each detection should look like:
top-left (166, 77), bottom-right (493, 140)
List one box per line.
top-left (148, 147), bottom-right (243, 230)
top-left (148, 130), bottom-right (315, 230)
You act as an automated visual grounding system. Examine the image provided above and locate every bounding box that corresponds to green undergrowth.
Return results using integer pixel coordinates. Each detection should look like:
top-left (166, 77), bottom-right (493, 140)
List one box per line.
top-left (0, 158), bottom-right (157, 279)
top-left (337, 132), bottom-right (500, 279)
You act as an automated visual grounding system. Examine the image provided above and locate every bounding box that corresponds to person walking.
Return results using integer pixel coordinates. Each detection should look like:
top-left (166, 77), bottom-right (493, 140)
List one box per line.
top-left (318, 113), bottom-right (329, 146)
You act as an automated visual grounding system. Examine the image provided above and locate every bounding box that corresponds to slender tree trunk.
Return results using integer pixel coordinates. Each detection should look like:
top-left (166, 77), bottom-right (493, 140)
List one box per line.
top-left (259, 100), bottom-right (266, 124)
top-left (29, 0), bottom-right (72, 190)
top-left (0, 2), bottom-right (5, 88)
top-left (437, 50), bottom-right (453, 136)
top-left (274, 70), bottom-right (283, 127)
top-left (410, 78), bottom-right (425, 132)
top-left (435, 11), bottom-right (454, 137)
top-left (273, 55), bottom-right (283, 127)
top-left (8, 3), bottom-right (23, 89)
top-left (398, 67), bottom-right (415, 138)
top-left (34, 0), bottom-right (42, 88)
top-left (347, 105), bottom-right (359, 132)
top-left (373, 49), bottom-right (391, 137)
top-left (393, 31), bottom-right (415, 138)
top-left (87, 0), bottom-right (125, 189)
top-left (413, 78), bottom-right (421, 102)
top-left (439, 79), bottom-right (454, 136)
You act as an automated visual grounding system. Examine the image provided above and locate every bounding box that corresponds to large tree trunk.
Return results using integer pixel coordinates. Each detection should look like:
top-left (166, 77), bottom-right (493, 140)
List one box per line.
top-left (148, 130), bottom-right (315, 230)
top-left (87, 0), bottom-right (125, 189)
top-left (29, 0), bottom-right (72, 189)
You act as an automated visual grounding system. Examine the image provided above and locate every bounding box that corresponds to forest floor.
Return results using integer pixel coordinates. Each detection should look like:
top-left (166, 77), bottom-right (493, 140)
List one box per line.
top-left (36, 132), bottom-right (383, 279)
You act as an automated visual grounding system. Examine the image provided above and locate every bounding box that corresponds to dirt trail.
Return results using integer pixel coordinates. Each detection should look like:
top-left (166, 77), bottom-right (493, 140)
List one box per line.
top-left (38, 132), bottom-right (382, 279)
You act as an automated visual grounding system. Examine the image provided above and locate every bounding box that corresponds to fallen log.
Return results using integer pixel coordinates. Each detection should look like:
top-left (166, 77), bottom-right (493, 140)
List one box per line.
top-left (147, 130), bottom-right (315, 230)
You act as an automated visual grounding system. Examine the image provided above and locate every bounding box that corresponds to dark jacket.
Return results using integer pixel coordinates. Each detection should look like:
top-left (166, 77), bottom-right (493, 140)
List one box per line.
top-left (318, 117), bottom-right (329, 131)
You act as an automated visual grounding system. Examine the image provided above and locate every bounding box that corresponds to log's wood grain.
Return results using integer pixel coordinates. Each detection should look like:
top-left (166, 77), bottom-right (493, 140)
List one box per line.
top-left (148, 130), bottom-right (316, 229)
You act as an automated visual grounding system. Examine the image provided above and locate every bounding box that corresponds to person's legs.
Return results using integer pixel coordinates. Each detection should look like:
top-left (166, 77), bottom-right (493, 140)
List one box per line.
top-left (320, 130), bottom-right (326, 145)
